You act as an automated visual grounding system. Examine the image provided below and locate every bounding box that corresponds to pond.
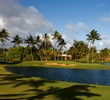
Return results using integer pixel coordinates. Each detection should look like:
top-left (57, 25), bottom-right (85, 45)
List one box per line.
top-left (5, 66), bottom-right (110, 86)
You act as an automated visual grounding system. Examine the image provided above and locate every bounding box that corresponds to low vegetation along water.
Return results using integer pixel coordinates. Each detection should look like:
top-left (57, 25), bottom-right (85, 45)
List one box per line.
top-left (5, 66), bottom-right (110, 86)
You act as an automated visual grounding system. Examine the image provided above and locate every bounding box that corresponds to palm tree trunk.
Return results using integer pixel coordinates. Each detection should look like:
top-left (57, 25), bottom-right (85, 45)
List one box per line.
top-left (2, 43), bottom-right (5, 60)
top-left (31, 47), bottom-right (34, 61)
top-left (75, 52), bottom-right (77, 62)
top-left (92, 43), bottom-right (94, 63)
top-left (88, 49), bottom-right (90, 63)
top-left (39, 51), bottom-right (42, 61)
top-left (87, 45), bottom-right (90, 63)
top-left (54, 49), bottom-right (56, 61)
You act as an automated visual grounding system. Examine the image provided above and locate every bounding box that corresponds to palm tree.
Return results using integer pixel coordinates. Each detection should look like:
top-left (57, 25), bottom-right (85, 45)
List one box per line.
top-left (42, 33), bottom-right (51, 60)
top-left (11, 35), bottom-right (22, 47)
top-left (0, 28), bottom-right (9, 59)
top-left (99, 48), bottom-right (109, 64)
top-left (52, 31), bottom-right (61, 46)
top-left (24, 35), bottom-right (35, 60)
top-left (35, 35), bottom-right (42, 60)
top-left (52, 31), bottom-right (61, 60)
top-left (58, 38), bottom-right (66, 52)
top-left (35, 35), bottom-right (42, 48)
top-left (0, 28), bottom-right (9, 50)
top-left (42, 33), bottom-right (50, 50)
top-left (72, 40), bottom-right (89, 62)
top-left (86, 29), bottom-right (101, 63)
top-left (57, 36), bottom-right (66, 60)
top-left (24, 35), bottom-right (35, 47)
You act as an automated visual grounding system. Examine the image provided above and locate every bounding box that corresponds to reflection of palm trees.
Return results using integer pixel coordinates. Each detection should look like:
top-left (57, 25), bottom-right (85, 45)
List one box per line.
top-left (86, 29), bottom-right (101, 63)
top-left (11, 35), bottom-right (22, 47)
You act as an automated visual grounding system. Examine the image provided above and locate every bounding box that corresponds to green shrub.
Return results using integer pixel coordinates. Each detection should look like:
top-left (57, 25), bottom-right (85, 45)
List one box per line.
top-left (6, 47), bottom-right (24, 61)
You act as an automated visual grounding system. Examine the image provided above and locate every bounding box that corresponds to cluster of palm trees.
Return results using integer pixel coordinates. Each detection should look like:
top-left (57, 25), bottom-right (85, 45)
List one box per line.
top-left (11, 31), bottom-right (66, 49)
top-left (0, 28), bottom-right (66, 60)
top-left (67, 29), bottom-right (103, 63)
top-left (1, 28), bottom-right (109, 63)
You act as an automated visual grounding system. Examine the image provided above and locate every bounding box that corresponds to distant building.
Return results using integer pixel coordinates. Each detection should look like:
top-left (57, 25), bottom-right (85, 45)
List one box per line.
top-left (58, 54), bottom-right (72, 60)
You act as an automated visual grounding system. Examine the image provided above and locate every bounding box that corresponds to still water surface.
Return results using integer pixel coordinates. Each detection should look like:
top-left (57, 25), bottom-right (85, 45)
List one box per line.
top-left (5, 66), bottom-right (110, 86)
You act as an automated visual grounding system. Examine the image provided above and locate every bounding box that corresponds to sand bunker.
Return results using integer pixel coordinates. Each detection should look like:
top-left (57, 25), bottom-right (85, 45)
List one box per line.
top-left (44, 62), bottom-right (76, 67)
top-left (44, 62), bottom-right (58, 66)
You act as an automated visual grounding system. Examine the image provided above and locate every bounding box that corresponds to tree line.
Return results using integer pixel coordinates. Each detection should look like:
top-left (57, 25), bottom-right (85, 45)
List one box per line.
top-left (0, 28), bottom-right (110, 63)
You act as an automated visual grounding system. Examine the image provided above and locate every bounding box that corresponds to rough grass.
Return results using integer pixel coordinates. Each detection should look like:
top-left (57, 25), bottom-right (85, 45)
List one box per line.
top-left (0, 61), bottom-right (110, 99)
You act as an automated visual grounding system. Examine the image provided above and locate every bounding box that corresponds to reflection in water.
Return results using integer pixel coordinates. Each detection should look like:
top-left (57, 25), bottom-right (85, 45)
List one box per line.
top-left (5, 66), bottom-right (110, 86)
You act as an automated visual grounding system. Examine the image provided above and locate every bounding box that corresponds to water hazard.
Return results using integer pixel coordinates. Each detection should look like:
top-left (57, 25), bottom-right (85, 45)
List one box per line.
top-left (5, 66), bottom-right (110, 86)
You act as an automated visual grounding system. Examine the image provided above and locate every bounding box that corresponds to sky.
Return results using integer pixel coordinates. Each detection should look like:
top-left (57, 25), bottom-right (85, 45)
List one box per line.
top-left (0, 0), bottom-right (110, 50)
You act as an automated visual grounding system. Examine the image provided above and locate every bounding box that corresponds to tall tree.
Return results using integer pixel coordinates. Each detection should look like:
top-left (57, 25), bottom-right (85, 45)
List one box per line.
top-left (0, 28), bottom-right (9, 59)
top-left (35, 35), bottom-right (42, 49)
top-left (99, 48), bottom-right (110, 64)
top-left (0, 28), bottom-right (9, 50)
top-left (11, 35), bottom-right (22, 47)
top-left (86, 29), bottom-right (101, 63)
top-left (24, 35), bottom-right (35, 60)
top-left (52, 31), bottom-right (61, 60)
top-left (58, 38), bottom-right (66, 52)
top-left (35, 35), bottom-right (42, 60)
top-left (57, 35), bottom-right (66, 60)
top-left (42, 33), bottom-right (50, 50)
top-left (24, 35), bottom-right (35, 47)
top-left (74, 40), bottom-right (88, 61)
top-left (42, 33), bottom-right (51, 60)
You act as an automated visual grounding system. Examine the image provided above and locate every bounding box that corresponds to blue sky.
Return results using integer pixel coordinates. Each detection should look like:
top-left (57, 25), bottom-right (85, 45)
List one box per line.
top-left (0, 0), bottom-right (110, 50)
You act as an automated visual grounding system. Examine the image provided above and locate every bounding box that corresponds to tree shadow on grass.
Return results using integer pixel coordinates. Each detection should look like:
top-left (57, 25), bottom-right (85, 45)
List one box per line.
top-left (0, 73), bottom-right (56, 99)
top-left (25, 85), bottom-right (101, 100)
top-left (0, 66), bottom-right (101, 100)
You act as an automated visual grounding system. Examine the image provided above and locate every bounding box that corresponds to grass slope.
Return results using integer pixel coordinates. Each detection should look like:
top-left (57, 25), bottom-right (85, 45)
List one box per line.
top-left (0, 61), bottom-right (110, 100)
top-left (11, 60), bottom-right (110, 69)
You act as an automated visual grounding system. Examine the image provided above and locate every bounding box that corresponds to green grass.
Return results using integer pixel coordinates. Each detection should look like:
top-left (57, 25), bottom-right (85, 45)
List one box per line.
top-left (11, 60), bottom-right (110, 69)
top-left (0, 61), bottom-right (110, 99)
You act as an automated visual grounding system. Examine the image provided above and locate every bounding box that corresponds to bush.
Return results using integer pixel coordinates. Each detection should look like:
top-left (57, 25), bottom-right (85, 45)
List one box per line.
top-left (6, 47), bottom-right (24, 61)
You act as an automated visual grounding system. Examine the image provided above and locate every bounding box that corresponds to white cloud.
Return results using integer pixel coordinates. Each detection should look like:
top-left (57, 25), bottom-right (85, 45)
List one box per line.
top-left (101, 17), bottom-right (110, 22)
top-left (62, 34), bottom-right (73, 50)
top-left (66, 24), bottom-right (76, 33)
top-left (99, 40), bottom-right (110, 49)
top-left (0, 0), bottom-right (54, 45)
top-left (100, 13), bottom-right (110, 22)
top-left (66, 22), bottom-right (89, 33)
top-left (100, 34), bottom-right (108, 40)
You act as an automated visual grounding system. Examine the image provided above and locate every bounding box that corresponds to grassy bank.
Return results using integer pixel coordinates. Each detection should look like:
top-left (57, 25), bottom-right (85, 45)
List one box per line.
top-left (0, 61), bottom-right (110, 99)
top-left (9, 60), bottom-right (110, 69)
